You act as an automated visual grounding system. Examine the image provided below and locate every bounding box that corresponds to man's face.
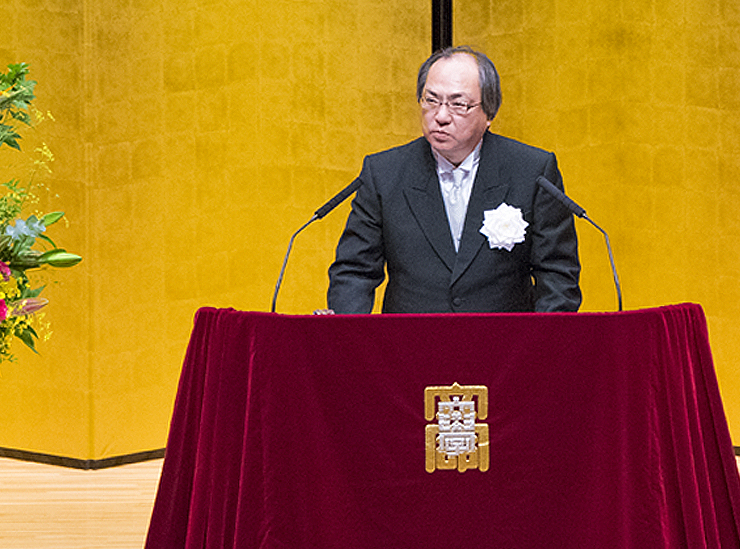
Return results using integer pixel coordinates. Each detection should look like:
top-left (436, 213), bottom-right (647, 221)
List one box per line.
top-left (420, 54), bottom-right (491, 166)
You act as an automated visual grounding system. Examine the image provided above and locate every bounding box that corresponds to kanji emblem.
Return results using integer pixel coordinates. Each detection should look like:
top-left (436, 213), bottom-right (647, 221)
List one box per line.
top-left (425, 382), bottom-right (489, 473)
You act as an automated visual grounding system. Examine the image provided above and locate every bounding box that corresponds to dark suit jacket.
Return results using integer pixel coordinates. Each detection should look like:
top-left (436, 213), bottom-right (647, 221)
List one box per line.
top-left (328, 131), bottom-right (582, 313)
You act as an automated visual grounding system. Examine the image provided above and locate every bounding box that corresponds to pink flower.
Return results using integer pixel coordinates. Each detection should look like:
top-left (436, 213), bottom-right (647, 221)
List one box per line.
top-left (0, 262), bottom-right (10, 281)
top-left (0, 301), bottom-right (7, 321)
top-left (10, 297), bottom-right (48, 316)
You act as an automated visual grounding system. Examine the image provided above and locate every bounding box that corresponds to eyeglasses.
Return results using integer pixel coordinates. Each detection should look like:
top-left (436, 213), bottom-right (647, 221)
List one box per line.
top-left (420, 95), bottom-right (481, 116)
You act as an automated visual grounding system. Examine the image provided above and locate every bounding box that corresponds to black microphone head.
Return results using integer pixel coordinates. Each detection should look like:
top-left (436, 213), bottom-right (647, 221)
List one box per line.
top-left (315, 178), bottom-right (363, 219)
top-left (536, 176), bottom-right (586, 218)
top-left (536, 176), bottom-right (562, 197)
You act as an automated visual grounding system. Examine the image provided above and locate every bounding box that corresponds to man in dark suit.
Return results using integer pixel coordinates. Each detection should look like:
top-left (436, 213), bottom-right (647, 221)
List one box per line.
top-left (324, 46), bottom-right (581, 314)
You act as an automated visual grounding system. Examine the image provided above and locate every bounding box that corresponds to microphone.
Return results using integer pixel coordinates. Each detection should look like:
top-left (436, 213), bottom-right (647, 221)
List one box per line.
top-left (314, 177), bottom-right (363, 219)
top-left (536, 176), bottom-right (623, 312)
top-left (271, 178), bottom-right (363, 313)
top-left (536, 176), bottom-right (585, 218)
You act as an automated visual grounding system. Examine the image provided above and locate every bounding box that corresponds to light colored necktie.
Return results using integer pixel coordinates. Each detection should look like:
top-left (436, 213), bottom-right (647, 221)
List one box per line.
top-left (448, 169), bottom-right (467, 251)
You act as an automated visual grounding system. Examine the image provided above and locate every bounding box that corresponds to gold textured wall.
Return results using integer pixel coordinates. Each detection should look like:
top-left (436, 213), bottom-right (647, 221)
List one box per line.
top-left (456, 0), bottom-right (740, 441)
top-left (0, 0), bottom-right (738, 462)
top-left (0, 0), bottom-right (91, 459)
top-left (0, 0), bottom-right (428, 461)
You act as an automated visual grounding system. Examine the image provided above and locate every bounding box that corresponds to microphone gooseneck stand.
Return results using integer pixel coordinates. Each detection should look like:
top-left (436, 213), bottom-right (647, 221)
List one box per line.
top-left (271, 178), bottom-right (363, 313)
top-left (536, 176), bottom-right (622, 312)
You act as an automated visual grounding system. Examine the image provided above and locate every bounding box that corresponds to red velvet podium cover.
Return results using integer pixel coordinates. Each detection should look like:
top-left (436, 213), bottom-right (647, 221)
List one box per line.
top-left (146, 304), bottom-right (740, 548)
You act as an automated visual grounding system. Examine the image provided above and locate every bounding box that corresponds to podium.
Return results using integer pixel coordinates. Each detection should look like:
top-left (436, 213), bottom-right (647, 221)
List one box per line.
top-left (146, 304), bottom-right (740, 548)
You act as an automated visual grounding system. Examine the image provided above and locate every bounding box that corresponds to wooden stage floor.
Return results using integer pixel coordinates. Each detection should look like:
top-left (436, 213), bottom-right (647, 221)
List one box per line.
top-left (1, 455), bottom-right (739, 548)
top-left (0, 457), bottom-right (163, 549)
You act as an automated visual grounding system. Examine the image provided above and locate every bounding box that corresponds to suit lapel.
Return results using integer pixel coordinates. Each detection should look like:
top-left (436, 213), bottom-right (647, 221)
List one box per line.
top-left (402, 133), bottom-right (511, 280)
top-left (403, 147), bottom-right (457, 272)
top-left (451, 133), bottom-right (510, 285)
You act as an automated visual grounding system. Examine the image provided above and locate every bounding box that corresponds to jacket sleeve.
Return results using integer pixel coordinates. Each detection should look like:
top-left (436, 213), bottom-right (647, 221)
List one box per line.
top-left (327, 158), bottom-right (386, 313)
top-left (529, 153), bottom-right (582, 312)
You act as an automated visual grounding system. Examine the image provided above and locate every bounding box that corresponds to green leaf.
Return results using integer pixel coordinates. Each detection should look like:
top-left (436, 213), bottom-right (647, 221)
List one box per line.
top-left (1, 63), bottom-right (37, 152)
top-left (21, 285), bottom-right (45, 299)
top-left (42, 211), bottom-right (65, 226)
top-left (37, 234), bottom-right (57, 248)
top-left (15, 327), bottom-right (38, 354)
top-left (10, 110), bottom-right (31, 125)
top-left (1, 135), bottom-right (21, 150)
top-left (0, 234), bottom-right (12, 253)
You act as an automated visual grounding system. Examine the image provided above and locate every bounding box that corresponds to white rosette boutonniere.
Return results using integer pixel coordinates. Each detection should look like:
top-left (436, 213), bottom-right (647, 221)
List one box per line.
top-left (479, 203), bottom-right (528, 251)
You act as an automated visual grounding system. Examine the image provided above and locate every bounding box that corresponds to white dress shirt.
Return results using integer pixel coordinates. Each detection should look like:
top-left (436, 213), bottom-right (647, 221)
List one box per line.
top-left (433, 140), bottom-right (482, 251)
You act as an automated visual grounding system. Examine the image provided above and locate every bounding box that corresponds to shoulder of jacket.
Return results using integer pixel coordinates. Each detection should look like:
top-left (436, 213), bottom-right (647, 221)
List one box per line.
top-left (484, 132), bottom-right (553, 159)
top-left (365, 137), bottom-right (429, 163)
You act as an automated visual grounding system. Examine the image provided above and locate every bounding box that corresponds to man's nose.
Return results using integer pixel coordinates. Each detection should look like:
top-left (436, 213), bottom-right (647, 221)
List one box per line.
top-left (434, 103), bottom-right (453, 123)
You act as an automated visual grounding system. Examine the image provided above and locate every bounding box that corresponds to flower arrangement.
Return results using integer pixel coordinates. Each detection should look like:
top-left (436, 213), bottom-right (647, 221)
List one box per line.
top-left (0, 63), bottom-right (81, 361)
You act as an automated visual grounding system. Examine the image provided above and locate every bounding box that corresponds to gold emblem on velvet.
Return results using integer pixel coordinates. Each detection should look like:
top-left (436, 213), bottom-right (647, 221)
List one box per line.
top-left (425, 382), bottom-right (489, 473)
